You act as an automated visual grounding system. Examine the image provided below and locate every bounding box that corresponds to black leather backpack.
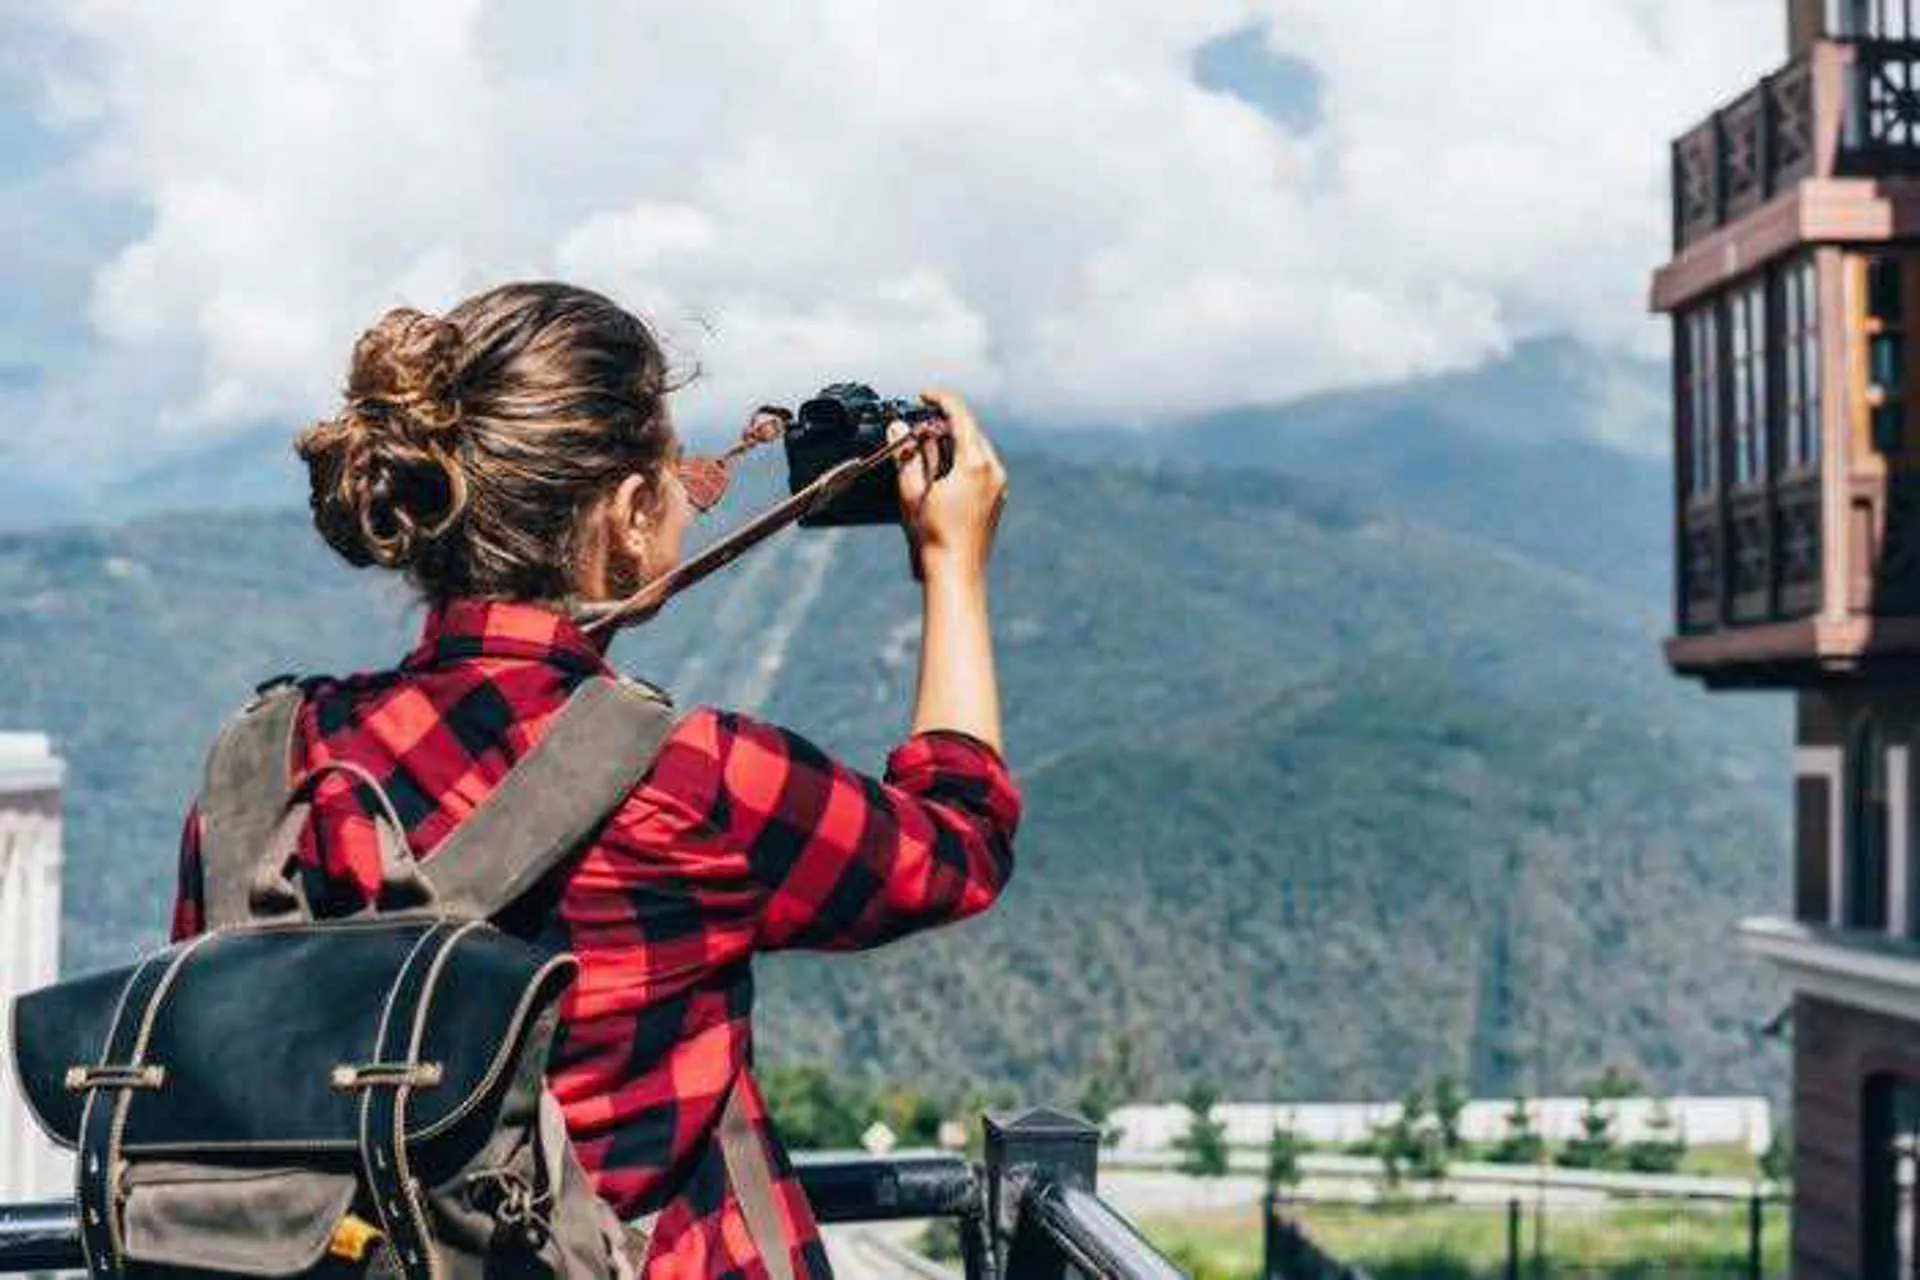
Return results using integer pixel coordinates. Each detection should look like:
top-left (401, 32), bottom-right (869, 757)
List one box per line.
top-left (8, 675), bottom-right (675, 1280)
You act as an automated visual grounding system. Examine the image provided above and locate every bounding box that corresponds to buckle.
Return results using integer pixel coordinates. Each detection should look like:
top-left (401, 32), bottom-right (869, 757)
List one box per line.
top-left (65, 1063), bottom-right (167, 1092)
top-left (331, 1062), bottom-right (445, 1091)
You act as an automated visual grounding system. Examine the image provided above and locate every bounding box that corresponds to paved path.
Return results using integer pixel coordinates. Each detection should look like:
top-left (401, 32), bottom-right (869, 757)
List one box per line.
top-left (821, 1223), bottom-right (960, 1280)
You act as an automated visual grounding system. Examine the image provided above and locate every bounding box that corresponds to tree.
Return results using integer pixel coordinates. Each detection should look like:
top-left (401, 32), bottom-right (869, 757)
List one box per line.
top-left (1177, 1082), bottom-right (1230, 1177)
top-left (1431, 1075), bottom-right (1468, 1155)
top-left (1624, 1096), bottom-right (1687, 1174)
top-left (880, 1086), bottom-right (945, 1148)
top-left (1488, 1095), bottom-right (1545, 1166)
top-left (1761, 1121), bottom-right (1791, 1185)
top-left (1557, 1088), bottom-right (1619, 1171)
top-left (1266, 1118), bottom-right (1307, 1192)
top-left (760, 1066), bottom-right (864, 1150)
top-left (1594, 1066), bottom-right (1642, 1101)
top-left (1377, 1087), bottom-right (1448, 1188)
top-left (1078, 1071), bottom-right (1121, 1133)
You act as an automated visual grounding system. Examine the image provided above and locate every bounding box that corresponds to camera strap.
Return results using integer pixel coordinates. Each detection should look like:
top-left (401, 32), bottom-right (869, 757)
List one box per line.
top-left (572, 418), bottom-right (949, 636)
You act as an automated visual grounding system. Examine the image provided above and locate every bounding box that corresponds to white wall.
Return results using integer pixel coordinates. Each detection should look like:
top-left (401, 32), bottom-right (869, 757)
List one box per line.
top-left (1108, 1095), bottom-right (1773, 1156)
top-left (0, 734), bottom-right (69, 1202)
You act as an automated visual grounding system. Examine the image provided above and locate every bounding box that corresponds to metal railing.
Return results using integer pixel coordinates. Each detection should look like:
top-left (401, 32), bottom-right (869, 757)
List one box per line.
top-left (0, 1110), bottom-right (1188, 1280)
top-left (1669, 38), bottom-right (1920, 251)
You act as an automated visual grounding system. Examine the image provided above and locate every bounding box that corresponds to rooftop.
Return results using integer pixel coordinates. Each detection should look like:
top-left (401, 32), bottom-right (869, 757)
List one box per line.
top-left (0, 734), bottom-right (64, 794)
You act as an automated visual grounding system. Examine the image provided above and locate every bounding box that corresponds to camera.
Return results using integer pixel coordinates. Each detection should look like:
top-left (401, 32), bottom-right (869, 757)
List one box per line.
top-left (786, 383), bottom-right (952, 527)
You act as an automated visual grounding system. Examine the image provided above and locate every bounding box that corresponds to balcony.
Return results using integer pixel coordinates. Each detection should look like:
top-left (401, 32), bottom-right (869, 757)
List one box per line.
top-left (1677, 473), bottom-right (1823, 635)
top-left (1668, 466), bottom-right (1920, 686)
top-left (1671, 40), bottom-right (1920, 254)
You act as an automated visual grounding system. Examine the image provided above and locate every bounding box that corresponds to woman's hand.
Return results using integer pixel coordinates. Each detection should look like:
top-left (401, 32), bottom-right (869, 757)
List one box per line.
top-left (891, 390), bottom-right (1007, 582)
top-left (892, 390), bottom-right (1007, 753)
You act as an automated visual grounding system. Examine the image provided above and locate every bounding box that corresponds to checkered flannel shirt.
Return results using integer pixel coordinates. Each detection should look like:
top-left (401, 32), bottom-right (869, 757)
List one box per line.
top-left (171, 598), bottom-right (1022, 1278)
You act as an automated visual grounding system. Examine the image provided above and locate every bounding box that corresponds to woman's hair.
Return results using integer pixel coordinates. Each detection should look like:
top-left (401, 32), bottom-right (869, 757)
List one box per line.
top-left (297, 282), bottom-right (677, 603)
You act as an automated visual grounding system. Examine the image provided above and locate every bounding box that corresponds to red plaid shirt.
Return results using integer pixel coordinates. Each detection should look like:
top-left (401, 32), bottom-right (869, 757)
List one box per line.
top-left (171, 599), bottom-right (1021, 1278)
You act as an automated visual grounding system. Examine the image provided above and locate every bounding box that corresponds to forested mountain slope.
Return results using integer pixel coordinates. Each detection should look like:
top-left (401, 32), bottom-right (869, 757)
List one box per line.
top-left (0, 450), bottom-right (1786, 1100)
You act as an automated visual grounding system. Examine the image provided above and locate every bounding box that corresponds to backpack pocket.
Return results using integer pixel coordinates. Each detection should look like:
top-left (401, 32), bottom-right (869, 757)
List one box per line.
top-left (119, 1160), bottom-right (360, 1277)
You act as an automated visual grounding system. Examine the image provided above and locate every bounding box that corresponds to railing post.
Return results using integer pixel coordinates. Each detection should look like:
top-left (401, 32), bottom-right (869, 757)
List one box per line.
top-left (1262, 1189), bottom-right (1278, 1280)
top-left (1505, 1197), bottom-right (1521, 1280)
top-left (985, 1108), bottom-right (1101, 1280)
top-left (1748, 1192), bottom-right (1765, 1280)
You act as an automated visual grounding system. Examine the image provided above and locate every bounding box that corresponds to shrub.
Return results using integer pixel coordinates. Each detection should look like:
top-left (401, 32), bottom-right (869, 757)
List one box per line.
top-left (1487, 1096), bottom-right (1545, 1166)
top-left (1623, 1097), bottom-right (1687, 1175)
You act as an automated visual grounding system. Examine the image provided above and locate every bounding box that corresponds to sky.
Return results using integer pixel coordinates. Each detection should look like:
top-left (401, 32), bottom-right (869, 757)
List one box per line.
top-left (0, 0), bottom-right (1780, 478)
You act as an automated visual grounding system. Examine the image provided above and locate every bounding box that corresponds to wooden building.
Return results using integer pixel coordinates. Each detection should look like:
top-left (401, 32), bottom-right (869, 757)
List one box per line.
top-left (1657, 2), bottom-right (1920, 1273)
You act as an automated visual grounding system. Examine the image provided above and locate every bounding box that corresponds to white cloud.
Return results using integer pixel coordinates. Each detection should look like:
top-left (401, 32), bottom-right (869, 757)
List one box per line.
top-left (13, 0), bottom-right (1779, 467)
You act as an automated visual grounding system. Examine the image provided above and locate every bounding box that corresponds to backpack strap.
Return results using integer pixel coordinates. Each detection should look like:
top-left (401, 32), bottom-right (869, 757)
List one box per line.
top-left (421, 676), bottom-right (677, 920)
top-left (196, 682), bottom-right (304, 930)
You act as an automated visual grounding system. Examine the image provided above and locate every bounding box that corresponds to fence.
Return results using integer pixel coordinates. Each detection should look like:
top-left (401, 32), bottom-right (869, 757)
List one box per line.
top-left (1264, 1192), bottom-right (1790, 1280)
top-left (0, 1110), bottom-right (1190, 1280)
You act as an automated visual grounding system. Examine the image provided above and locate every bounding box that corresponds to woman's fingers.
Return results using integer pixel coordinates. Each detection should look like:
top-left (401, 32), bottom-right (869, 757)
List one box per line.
top-left (889, 419), bottom-right (930, 580)
top-left (889, 419), bottom-right (928, 500)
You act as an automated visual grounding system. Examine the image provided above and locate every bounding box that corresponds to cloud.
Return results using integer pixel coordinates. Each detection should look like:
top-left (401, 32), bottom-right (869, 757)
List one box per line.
top-left (10, 0), bottom-right (1778, 468)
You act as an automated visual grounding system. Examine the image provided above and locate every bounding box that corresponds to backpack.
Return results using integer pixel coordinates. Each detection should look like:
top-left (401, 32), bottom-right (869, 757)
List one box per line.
top-left (8, 674), bottom-right (675, 1280)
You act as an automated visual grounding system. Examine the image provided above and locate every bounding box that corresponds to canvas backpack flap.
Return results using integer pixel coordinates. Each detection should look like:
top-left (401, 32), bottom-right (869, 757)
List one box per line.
top-left (9, 922), bottom-right (575, 1157)
top-left (117, 1160), bottom-right (360, 1278)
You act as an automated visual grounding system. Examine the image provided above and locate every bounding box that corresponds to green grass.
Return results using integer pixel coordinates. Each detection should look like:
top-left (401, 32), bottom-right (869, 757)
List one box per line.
top-left (1677, 1144), bottom-right (1763, 1181)
top-left (1141, 1199), bottom-right (1791, 1280)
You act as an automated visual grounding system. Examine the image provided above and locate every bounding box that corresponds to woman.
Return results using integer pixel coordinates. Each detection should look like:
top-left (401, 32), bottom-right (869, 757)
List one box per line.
top-left (169, 282), bottom-right (1020, 1278)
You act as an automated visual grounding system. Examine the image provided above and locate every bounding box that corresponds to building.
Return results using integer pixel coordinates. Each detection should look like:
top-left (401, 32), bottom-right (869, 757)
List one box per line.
top-left (0, 732), bottom-right (65, 1202)
top-left (1106, 1096), bottom-right (1772, 1156)
top-left (1657, 1), bottom-right (1920, 1273)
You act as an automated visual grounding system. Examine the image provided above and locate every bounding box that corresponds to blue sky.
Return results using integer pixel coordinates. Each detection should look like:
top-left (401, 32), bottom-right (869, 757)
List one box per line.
top-left (0, 1), bottom-right (1778, 479)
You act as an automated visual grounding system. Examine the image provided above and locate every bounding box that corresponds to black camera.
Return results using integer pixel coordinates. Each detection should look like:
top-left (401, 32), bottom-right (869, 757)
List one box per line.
top-left (785, 383), bottom-right (952, 527)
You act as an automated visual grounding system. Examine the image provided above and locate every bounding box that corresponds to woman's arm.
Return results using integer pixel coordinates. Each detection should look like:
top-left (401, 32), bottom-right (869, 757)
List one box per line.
top-left (625, 393), bottom-right (1019, 953)
top-left (893, 390), bottom-right (1008, 754)
top-left (641, 708), bottom-right (1020, 952)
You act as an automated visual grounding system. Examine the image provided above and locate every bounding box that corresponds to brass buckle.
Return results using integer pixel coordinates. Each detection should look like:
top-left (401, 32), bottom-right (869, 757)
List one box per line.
top-left (65, 1064), bottom-right (167, 1093)
top-left (330, 1062), bottom-right (445, 1091)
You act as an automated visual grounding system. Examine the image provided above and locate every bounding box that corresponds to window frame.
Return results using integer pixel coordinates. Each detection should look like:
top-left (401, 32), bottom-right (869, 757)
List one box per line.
top-left (1782, 256), bottom-right (1824, 476)
top-left (1682, 303), bottom-right (1722, 503)
top-left (1849, 713), bottom-right (1894, 933)
top-left (1835, 0), bottom-right (1920, 39)
top-left (1730, 279), bottom-right (1770, 491)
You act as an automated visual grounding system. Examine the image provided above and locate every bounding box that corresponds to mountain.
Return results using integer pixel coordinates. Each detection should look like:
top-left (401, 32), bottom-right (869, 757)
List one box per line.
top-left (1009, 337), bottom-right (1673, 602)
top-left (96, 339), bottom-right (1671, 604)
top-left (0, 449), bottom-right (1789, 1104)
top-left (0, 478), bottom-right (82, 530)
top-left (105, 422), bottom-right (307, 517)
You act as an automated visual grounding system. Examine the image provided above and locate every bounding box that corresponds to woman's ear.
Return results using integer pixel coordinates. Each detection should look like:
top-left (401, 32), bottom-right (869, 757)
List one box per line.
top-left (607, 471), bottom-right (657, 577)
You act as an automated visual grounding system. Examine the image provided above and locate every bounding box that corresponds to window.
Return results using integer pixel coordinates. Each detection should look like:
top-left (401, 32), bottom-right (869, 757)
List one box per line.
top-left (1865, 1077), bottom-right (1920, 1279)
top-left (1683, 306), bottom-right (1720, 500)
top-left (1782, 258), bottom-right (1823, 473)
top-left (1730, 281), bottom-right (1769, 487)
top-left (1871, 257), bottom-right (1908, 456)
top-left (1849, 714), bottom-right (1892, 932)
top-left (1837, 0), bottom-right (1920, 39)
top-left (1797, 773), bottom-right (1835, 924)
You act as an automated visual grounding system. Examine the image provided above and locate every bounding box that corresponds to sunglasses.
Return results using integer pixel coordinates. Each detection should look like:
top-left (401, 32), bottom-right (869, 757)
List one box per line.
top-left (673, 407), bottom-right (793, 515)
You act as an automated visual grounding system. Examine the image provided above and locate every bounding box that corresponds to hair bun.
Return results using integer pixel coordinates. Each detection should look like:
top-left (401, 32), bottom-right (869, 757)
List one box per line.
top-left (347, 307), bottom-right (464, 433)
top-left (296, 307), bottom-right (471, 571)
